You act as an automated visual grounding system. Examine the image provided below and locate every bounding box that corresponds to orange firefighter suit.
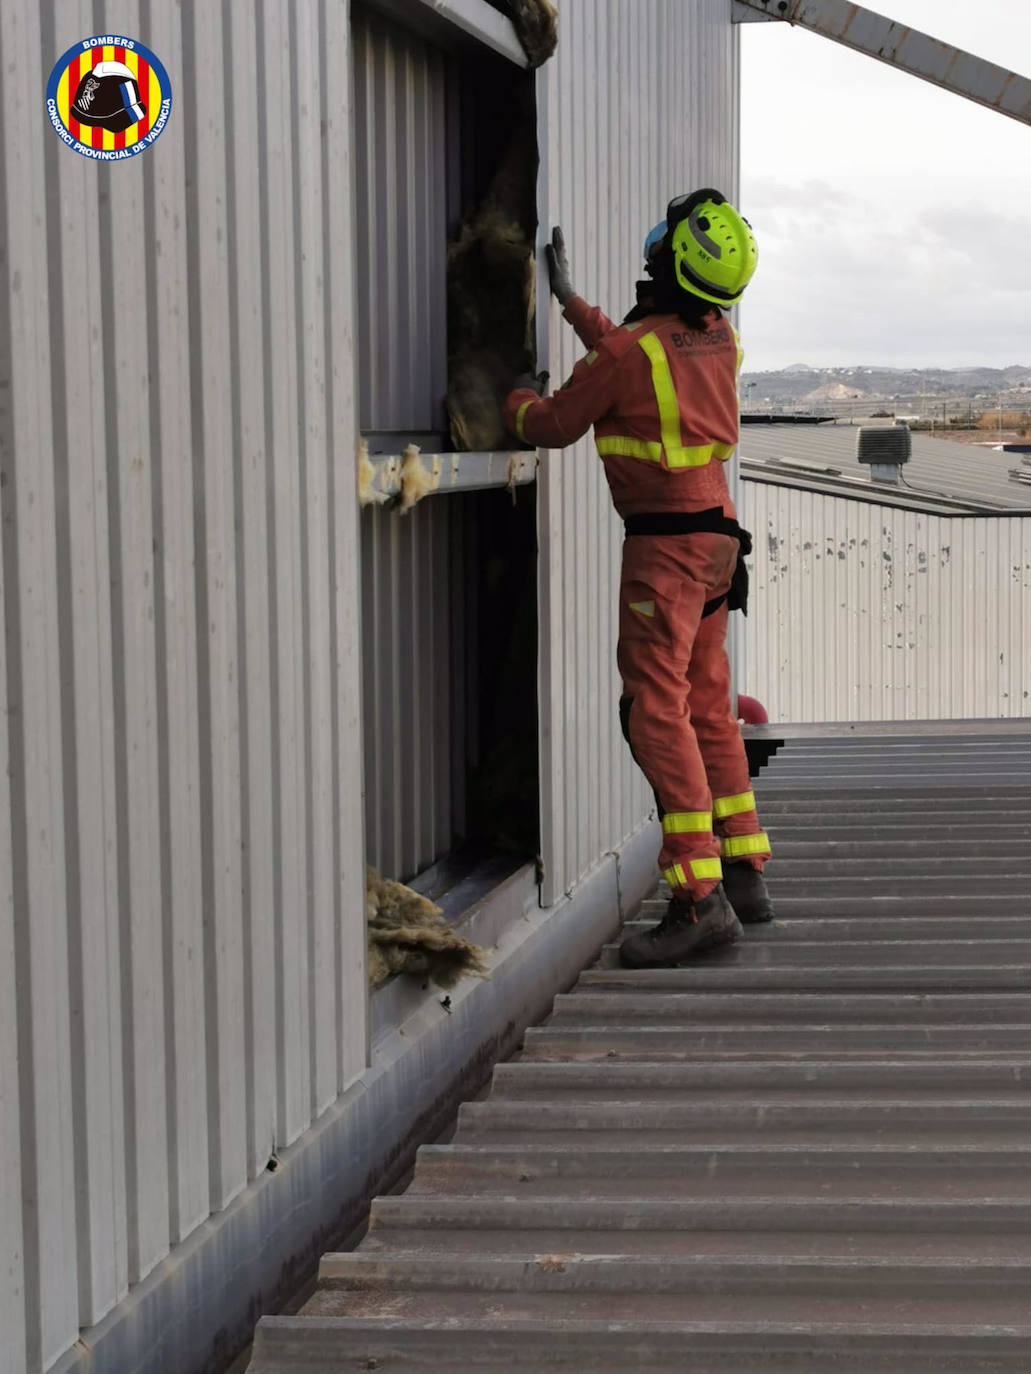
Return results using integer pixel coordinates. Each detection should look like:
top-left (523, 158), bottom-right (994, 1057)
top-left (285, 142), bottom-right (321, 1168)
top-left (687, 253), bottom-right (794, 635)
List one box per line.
top-left (503, 295), bottom-right (770, 900)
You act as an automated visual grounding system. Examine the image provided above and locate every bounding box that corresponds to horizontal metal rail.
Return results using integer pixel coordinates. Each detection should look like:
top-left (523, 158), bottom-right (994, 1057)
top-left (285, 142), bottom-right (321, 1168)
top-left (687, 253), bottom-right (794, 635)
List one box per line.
top-left (360, 447), bottom-right (538, 503)
top-left (733, 0), bottom-right (1031, 127)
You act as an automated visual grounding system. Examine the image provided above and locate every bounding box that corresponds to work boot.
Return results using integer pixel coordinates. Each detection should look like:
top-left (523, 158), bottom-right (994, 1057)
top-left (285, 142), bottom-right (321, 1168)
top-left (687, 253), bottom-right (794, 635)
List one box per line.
top-left (722, 861), bottom-right (775, 924)
top-left (619, 886), bottom-right (742, 968)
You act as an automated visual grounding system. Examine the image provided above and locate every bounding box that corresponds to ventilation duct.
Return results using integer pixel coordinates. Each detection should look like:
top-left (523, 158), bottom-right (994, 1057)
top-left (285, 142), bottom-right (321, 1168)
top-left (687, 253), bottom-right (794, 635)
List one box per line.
top-left (857, 422), bottom-right (911, 485)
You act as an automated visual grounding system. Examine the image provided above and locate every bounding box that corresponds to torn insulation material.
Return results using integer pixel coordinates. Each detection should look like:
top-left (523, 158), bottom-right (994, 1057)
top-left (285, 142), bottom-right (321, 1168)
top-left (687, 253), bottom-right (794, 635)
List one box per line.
top-left (357, 438), bottom-right (389, 507)
top-left (446, 62), bottom-right (539, 452)
top-left (499, 0), bottom-right (558, 66)
top-left (398, 444), bottom-right (441, 513)
top-left (366, 867), bottom-right (490, 990)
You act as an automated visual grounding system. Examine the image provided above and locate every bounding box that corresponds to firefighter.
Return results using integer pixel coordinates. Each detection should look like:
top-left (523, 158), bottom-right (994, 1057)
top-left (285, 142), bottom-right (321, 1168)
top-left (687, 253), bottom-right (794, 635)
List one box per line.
top-left (503, 191), bottom-right (774, 967)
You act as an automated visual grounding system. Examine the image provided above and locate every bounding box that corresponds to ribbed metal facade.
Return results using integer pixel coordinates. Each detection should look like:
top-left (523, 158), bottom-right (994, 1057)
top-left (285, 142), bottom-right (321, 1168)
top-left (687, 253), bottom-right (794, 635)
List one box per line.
top-left (536, 0), bottom-right (741, 903)
top-left (0, 4), bottom-right (366, 1371)
top-left (361, 497), bottom-right (466, 880)
top-left (741, 482), bottom-right (1031, 721)
top-left (352, 4), bottom-right (452, 438)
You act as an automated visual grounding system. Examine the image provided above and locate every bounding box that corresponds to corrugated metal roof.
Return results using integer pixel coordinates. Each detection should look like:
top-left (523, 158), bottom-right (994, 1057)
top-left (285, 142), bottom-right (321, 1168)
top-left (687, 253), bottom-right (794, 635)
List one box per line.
top-left (250, 726), bottom-right (1031, 1370)
top-left (740, 423), bottom-right (1031, 512)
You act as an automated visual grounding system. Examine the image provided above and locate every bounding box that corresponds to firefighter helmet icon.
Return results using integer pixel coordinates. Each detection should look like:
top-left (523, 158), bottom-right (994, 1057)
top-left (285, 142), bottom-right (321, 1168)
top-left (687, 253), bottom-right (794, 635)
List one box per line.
top-left (71, 61), bottom-right (146, 134)
top-left (45, 35), bottom-right (172, 161)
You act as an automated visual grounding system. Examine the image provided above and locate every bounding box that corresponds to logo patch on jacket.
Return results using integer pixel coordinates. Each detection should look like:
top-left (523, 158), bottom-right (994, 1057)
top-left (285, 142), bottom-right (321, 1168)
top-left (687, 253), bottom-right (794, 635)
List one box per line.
top-left (629, 599), bottom-right (655, 618)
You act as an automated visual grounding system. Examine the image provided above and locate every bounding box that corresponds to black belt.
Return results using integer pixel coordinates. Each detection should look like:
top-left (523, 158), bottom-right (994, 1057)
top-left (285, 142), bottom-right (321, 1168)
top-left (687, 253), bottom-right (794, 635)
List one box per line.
top-left (622, 508), bottom-right (752, 617)
top-left (623, 508), bottom-right (744, 540)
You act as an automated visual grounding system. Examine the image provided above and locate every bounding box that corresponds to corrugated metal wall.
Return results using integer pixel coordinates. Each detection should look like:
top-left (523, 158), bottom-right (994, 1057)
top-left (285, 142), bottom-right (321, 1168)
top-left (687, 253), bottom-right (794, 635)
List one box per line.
top-left (741, 482), bottom-right (1031, 721)
top-left (536, 0), bottom-right (740, 903)
top-left (0, 3), bottom-right (367, 1370)
top-left (361, 497), bottom-right (466, 880)
top-left (352, 4), bottom-right (452, 438)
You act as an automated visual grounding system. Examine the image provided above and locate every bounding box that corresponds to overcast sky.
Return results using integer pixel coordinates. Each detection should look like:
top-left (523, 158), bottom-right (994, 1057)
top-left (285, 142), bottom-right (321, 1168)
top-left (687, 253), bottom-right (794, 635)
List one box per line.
top-left (739, 0), bottom-right (1031, 372)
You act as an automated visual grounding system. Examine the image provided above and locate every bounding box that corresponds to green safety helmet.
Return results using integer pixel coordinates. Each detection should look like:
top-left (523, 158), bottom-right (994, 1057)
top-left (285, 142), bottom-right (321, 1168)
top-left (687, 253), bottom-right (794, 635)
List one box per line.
top-left (664, 189), bottom-right (757, 307)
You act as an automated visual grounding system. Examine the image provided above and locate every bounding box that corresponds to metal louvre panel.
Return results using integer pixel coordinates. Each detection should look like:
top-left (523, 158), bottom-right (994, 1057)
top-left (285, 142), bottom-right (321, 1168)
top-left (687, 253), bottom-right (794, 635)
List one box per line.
top-left (741, 482), bottom-right (1031, 721)
top-left (536, 0), bottom-right (740, 904)
top-left (0, 1), bottom-right (366, 1365)
top-left (352, 4), bottom-right (451, 437)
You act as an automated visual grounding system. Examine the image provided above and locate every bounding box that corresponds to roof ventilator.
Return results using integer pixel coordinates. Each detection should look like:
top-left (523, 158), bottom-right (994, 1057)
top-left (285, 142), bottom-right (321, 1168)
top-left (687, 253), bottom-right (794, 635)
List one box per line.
top-left (857, 422), bottom-right (911, 485)
top-left (1010, 457), bottom-right (1031, 487)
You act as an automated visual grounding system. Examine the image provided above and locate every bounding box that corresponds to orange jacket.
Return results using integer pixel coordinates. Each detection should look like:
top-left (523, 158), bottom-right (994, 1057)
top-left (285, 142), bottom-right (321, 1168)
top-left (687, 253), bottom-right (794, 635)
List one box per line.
top-left (503, 295), bottom-right (741, 519)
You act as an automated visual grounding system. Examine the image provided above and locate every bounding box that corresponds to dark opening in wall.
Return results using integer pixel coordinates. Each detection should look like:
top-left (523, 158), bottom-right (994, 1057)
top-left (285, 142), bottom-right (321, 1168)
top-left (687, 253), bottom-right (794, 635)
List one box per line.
top-left (354, 3), bottom-right (541, 905)
top-left (445, 54), bottom-right (538, 452)
top-left (352, 2), bottom-right (539, 455)
top-left (459, 483), bottom-right (540, 860)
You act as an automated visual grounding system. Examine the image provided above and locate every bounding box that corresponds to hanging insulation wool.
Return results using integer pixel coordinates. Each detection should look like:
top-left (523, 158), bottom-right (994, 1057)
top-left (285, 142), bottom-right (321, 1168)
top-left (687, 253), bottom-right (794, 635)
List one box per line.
top-left (445, 6), bottom-right (557, 450)
top-left (366, 868), bottom-right (490, 990)
top-left (446, 201), bottom-right (537, 453)
top-left (503, 0), bottom-right (558, 67)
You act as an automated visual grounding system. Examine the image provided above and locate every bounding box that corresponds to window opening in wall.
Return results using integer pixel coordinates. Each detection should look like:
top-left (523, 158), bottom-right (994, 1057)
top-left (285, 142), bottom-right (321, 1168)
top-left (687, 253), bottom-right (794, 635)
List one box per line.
top-left (353, 3), bottom-right (541, 951)
top-left (352, 2), bottom-right (539, 457)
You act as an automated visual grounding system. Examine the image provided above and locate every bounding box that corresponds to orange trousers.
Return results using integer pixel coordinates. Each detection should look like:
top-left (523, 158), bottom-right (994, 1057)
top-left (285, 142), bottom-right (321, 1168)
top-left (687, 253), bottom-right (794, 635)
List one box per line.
top-left (617, 532), bottom-right (771, 900)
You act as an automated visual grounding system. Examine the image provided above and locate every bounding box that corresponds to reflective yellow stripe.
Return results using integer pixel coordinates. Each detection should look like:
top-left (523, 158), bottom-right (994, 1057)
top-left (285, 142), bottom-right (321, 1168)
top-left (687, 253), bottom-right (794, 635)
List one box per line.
top-left (515, 398), bottom-right (535, 441)
top-left (598, 333), bottom-right (729, 469)
top-left (638, 332), bottom-right (682, 458)
top-left (662, 811), bottom-right (712, 835)
top-left (713, 790), bottom-right (756, 819)
top-left (597, 436), bottom-right (718, 468)
top-left (667, 444), bottom-right (719, 468)
top-left (597, 435), bottom-right (662, 462)
top-left (689, 857), bottom-right (723, 881)
top-left (722, 832), bottom-right (771, 859)
top-left (662, 863), bottom-right (689, 890)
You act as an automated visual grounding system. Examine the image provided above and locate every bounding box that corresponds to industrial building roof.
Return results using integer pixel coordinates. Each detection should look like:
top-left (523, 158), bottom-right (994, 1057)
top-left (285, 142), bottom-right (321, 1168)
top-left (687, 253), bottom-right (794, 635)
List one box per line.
top-left (250, 725), bottom-right (1031, 1372)
top-left (739, 422), bottom-right (1031, 513)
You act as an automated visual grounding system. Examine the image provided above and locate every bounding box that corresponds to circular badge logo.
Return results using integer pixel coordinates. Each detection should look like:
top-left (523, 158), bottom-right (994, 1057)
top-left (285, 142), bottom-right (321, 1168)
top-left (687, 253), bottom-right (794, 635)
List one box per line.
top-left (45, 35), bottom-right (172, 161)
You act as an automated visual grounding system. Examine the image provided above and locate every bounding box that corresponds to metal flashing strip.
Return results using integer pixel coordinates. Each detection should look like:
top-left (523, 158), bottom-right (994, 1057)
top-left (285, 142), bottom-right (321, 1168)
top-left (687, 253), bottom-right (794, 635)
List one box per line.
top-left (740, 460), bottom-right (1031, 517)
top-left (734, 0), bottom-right (1031, 127)
top-left (361, 0), bottom-right (529, 65)
top-left (360, 449), bottom-right (538, 501)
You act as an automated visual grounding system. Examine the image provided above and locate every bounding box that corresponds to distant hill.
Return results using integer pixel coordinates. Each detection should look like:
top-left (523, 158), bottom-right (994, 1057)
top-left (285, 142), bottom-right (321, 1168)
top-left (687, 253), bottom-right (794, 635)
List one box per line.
top-left (742, 364), bottom-right (1031, 409)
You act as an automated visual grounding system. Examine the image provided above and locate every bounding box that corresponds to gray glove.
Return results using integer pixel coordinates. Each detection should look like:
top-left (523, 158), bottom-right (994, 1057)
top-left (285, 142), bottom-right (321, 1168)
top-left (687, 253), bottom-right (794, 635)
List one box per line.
top-left (544, 226), bottom-right (574, 305)
top-left (512, 370), bottom-right (550, 396)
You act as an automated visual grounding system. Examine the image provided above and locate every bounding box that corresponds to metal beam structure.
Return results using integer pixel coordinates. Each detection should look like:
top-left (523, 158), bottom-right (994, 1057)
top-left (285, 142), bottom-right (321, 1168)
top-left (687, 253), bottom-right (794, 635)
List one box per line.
top-left (733, 0), bottom-right (1031, 128)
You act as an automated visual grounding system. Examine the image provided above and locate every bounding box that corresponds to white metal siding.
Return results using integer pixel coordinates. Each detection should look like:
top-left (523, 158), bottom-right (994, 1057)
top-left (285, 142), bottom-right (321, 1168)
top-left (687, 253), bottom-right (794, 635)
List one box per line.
top-left (361, 497), bottom-right (465, 880)
top-left (352, 5), bottom-right (452, 437)
top-left (741, 482), bottom-right (1031, 721)
top-left (537, 0), bottom-right (740, 903)
top-left (0, 2), bottom-right (367, 1368)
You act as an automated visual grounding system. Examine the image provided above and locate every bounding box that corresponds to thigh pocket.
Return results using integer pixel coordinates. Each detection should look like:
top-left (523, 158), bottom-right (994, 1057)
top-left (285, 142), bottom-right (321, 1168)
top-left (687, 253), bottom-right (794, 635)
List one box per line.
top-left (619, 573), bottom-right (683, 652)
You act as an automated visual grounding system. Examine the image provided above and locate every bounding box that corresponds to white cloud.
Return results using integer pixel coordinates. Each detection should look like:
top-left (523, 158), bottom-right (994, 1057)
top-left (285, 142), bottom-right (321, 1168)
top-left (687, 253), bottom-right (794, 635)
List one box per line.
top-left (740, 1), bottom-right (1031, 369)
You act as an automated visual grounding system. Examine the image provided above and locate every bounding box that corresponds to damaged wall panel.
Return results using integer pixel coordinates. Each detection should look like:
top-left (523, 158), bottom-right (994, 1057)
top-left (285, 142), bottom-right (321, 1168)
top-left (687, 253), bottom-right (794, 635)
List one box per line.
top-left (742, 482), bottom-right (1031, 722)
top-left (445, 63), bottom-right (539, 451)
